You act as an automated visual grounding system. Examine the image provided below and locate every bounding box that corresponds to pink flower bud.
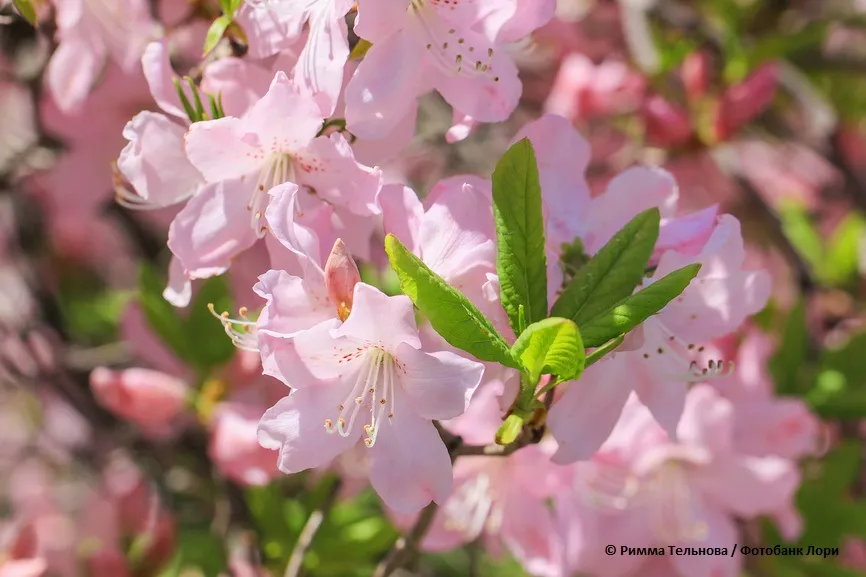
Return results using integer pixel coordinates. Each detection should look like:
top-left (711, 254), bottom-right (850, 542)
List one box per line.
top-left (90, 368), bottom-right (188, 432)
top-left (324, 238), bottom-right (361, 321)
top-left (681, 51), bottom-right (712, 102)
top-left (717, 62), bottom-right (779, 140)
top-left (642, 95), bottom-right (693, 147)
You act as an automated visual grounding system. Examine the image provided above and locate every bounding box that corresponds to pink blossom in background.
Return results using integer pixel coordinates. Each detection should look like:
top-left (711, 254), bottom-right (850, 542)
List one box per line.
top-left (46, 0), bottom-right (156, 113)
top-left (545, 54), bottom-right (645, 122)
top-left (558, 386), bottom-right (801, 577)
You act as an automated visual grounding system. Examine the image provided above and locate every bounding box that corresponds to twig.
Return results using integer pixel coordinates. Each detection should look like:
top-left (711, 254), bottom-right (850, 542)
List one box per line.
top-left (373, 502), bottom-right (439, 577)
top-left (284, 479), bottom-right (343, 577)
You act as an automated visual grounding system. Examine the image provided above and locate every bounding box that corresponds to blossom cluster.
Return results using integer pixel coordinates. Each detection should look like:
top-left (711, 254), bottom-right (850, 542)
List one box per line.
top-left (2, 0), bottom-right (866, 576)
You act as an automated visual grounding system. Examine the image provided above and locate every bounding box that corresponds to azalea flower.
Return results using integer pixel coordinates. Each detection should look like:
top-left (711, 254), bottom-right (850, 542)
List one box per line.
top-left (346, 0), bottom-right (555, 139)
top-left (558, 386), bottom-right (801, 577)
top-left (258, 282), bottom-right (484, 512)
top-left (173, 72), bottom-right (382, 280)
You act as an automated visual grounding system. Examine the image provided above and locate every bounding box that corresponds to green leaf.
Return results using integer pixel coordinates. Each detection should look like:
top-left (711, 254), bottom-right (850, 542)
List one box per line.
top-left (12, 0), bottom-right (38, 26)
top-left (551, 208), bottom-right (660, 327)
top-left (203, 14), bottom-right (232, 56)
top-left (822, 213), bottom-right (866, 287)
top-left (173, 78), bottom-right (199, 123)
top-left (186, 77), bottom-right (205, 120)
top-left (186, 275), bottom-right (235, 370)
top-left (492, 138), bottom-right (548, 334)
top-left (495, 414), bottom-right (523, 445)
top-left (511, 317), bottom-right (585, 383)
top-left (769, 299), bottom-right (809, 395)
top-left (579, 264), bottom-right (701, 348)
top-left (218, 0), bottom-right (232, 15)
top-left (349, 39), bottom-right (372, 60)
top-left (384, 234), bottom-right (518, 368)
top-left (139, 264), bottom-right (192, 362)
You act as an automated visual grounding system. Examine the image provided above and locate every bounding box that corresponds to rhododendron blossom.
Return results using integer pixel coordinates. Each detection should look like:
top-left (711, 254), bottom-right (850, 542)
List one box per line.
top-left (258, 283), bottom-right (484, 512)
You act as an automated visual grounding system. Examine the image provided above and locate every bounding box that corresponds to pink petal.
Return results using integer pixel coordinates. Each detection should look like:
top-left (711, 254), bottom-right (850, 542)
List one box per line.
top-left (633, 356), bottom-right (688, 442)
top-left (209, 401), bottom-right (280, 486)
top-left (257, 386), bottom-right (361, 473)
top-left (354, 0), bottom-right (408, 43)
top-left (264, 182), bottom-right (324, 276)
top-left (242, 71), bottom-right (324, 152)
top-left (445, 112), bottom-right (478, 143)
top-left (333, 283), bottom-right (422, 351)
top-left (499, 484), bottom-right (563, 577)
top-left (345, 27), bottom-right (425, 140)
top-left (694, 455), bottom-right (800, 518)
top-left (200, 57), bottom-right (278, 117)
top-left (419, 181), bottom-right (496, 281)
top-left (254, 269), bottom-right (332, 338)
top-left (517, 114), bottom-right (592, 246)
top-left (268, 318), bottom-right (360, 385)
top-left (548, 360), bottom-right (635, 464)
top-left (395, 343), bottom-right (484, 421)
top-left (674, 384), bottom-right (734, 454)
top-left (487, 0), bottom-right (556, 43)
top-left (234, 1), bottom-right (307, 59)
top-left (380, 184), bottom-right (424, 255)
top-left (368, 388), bottom-right (453, 513)
top-left (141, 39), bottom-right (186, 120)
top-left (655, 205), bottom-right (719, 259)
top-left (163, 256), bottom-right (192, 308)
top-left (585, 166), bottom-right (679, 253)
top-left (294, 5), bottom-right (350, 116)
top-left (167, 178), bottom-right (260, 278)
top-left (184, 117), bottom-right (262, 182)
top-left (117, 111), bottom-right (202, 206)
top-left (45, 33), bottom-right (102, 113)
top-left (669, 505), bottom-right (739, 577)
top-left (296, 133), bottom-right (383, 216)
top-left (434, 49), bottom-right (521, 124)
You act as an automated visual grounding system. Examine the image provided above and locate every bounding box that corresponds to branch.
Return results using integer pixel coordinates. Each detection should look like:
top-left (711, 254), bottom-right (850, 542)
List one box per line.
top-left (284, 479), bottom-right (343, 577)
top-left (372, 501), bottom-right (439, 577)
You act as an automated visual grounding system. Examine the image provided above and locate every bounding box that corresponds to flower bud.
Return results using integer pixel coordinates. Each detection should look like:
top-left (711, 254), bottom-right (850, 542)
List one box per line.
top-left (642, 95), bottom-right (693, 147)
top-left (681, 51), bottom-right (712, 103)
top-left (716, 62), bottom-right (779, 140)
top-left (324, 238), bottom-right (361, 322)
top-left (90, 367), bottom-right (188, 432)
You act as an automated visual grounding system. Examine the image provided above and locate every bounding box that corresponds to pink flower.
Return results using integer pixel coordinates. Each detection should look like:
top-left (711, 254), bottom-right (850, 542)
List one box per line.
top-left (209, 400), bottom-right (281, 487)
top-left (257, 283), bottom-right (484, 512)
top-left (46, 0), bottom-right (156, 112)
top-left (89, 367), bottom-right (189, 435)
top-left (545, 54), bottom-right (645, 121)
top-left (708, 331), bottom-right (822, 461)
top-left (235, 0), bottom-right (355, 114)
top-left (549, 215), bottom-right (771, 461)
top-left (0, 524), bottom-right (47, 577)
top-left (201, 50), bottom-right (301, 117)
top-left (324, 238), bottom-right (362, 321)
top-left (559, 386), bottom-right (801, 577)
top-left (642, 95), bottom-right (693, 148)
top-left (400, 384), bottom-right (570, 577)
top-left (174, 72), bottom-right (382, 279)
top-left (115, 41), bottom-right (204, 213)
top-left (346, 0), bottom-right (554, 139)
top-left (715, 62), bottom-right (779, 140)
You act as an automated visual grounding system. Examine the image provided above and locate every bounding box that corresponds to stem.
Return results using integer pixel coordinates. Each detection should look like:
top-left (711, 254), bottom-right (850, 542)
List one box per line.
top-left (372, 502), bottom-right (439, 577)
top-left (585, 335), bottom-right (626, 368)
top-left (285, 479), bottom-right (343, 577)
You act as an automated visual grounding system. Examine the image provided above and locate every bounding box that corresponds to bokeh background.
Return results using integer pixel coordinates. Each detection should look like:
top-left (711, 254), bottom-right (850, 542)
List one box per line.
top-left (3, 0), bottom-right (866, 575)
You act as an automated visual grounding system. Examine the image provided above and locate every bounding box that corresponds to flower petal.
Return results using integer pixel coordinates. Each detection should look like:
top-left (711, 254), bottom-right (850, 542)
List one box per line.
top-left (333, 283), bottom-right (422, 351)
top-left (257, 386), bottom-right (360, 473)
top-left (167, 178), bottom-right (260, 278)
top-left (548, 360), bottom-right (635, 464)
top-left (368, 389), bottom-right (453, 513)
top-left (345, 27), bottom-right (425, 140)
top-left (395, 343), bottom-right (484, 421)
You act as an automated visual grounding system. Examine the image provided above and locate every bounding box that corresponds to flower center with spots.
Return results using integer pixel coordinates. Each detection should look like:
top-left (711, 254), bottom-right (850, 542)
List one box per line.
top-left (249, 153), bottom-right (294, 237)
top-left (408, 0), bottom-right (500, 82)
top-left (644, 461), bottom-right (707, 543)
top-left (443, 473), bottom-right (498, 540)
top-left (324, 347), bottom-right (398, 448)
top-left (640, 322), bottom-right (734, 384)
